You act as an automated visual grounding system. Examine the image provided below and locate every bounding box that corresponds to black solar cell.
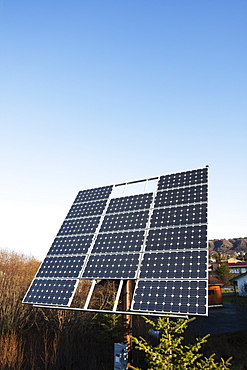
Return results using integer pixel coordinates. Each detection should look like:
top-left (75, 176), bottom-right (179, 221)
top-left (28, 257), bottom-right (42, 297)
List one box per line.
top-left (92, 231), bottom-right (145, 253)
top-left (107, 193), bottom-right (153, 213)
top-left (100, 210), bottom-right (149, 232)
top-left (82, 253), bottom-right (140, 279)
top-left (66, 200), bottom-right (108, 218)
top-left (151, 204), bottom-right (207, 228)
top-left (36, 256), bottom-right (85, 278)
top-left (146, 225), bottom-right (207, 251)
top-left (48, 235), bottom-right (94, 255)
top-left (57, 216), bottom-right (101, 236)
top-left (154, 185), bottom-right (207, 208)
top-left (23, 278), bottom-right (77, 306)
top-left (132, 280), bottom-right (207, 315)
top-left (158, 168), bottom-right (208, 191)
top-left (139, 251), bottom-right (207, 279)
top-left (74, 186), bottom-right (113, 203)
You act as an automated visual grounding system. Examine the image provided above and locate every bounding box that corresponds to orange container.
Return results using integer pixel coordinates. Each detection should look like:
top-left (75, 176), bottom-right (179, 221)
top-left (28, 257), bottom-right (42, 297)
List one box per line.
top-left (208, 285), bottom-right (222, 306)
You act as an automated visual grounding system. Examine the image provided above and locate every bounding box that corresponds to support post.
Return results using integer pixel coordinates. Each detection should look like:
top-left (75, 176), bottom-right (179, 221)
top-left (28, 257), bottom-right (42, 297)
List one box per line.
top-left (122, 280), bottom-right (132, 369)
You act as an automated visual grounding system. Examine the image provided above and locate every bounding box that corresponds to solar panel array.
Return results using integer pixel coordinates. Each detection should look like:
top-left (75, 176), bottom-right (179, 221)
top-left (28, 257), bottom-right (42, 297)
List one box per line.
top-left (23, 167), bottom-right (208, 316)
top-left (23, 185), bottom-right (113, 307)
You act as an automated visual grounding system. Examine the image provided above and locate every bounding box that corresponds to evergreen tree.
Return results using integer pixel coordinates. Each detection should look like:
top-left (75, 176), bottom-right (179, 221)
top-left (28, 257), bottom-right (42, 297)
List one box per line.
top-left (214, 262), bottom-right (233, 285)
top-left (130, 316), bottom-right (232, 370)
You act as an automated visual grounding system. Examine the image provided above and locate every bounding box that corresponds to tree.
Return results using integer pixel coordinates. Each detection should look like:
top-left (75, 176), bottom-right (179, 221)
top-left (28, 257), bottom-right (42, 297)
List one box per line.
top-left (130, 316), bottom-right (232, 370)
top-left (214, 262), bottom-right (233, 285)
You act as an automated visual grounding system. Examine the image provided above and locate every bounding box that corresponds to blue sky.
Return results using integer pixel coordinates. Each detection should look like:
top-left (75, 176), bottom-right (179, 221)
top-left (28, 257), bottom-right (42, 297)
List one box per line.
top-left (0, 1), bottom-right (246, 260)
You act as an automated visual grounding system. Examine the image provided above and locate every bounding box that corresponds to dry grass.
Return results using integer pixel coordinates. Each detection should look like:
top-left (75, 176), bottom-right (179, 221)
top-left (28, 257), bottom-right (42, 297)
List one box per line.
top-left (0, 331), bottom-right (23, 369)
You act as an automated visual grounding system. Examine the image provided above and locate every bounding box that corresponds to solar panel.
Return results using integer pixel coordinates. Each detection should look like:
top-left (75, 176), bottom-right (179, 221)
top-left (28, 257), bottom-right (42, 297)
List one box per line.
top-left (107, 193), bottom-right (153, 213)
top-left (139, 251), bottom-right (207, 280)
top-left (146, 225), bottom-right (207, 251)
top-left (23, 167), bottom-right (208, 316)
top-left (36, 256), bottom-right (86, 278)
top-left (150, 204), bottom-right (207, 228)
top-left (23, 186), bottom-right (113, 307)
top-left (154, 185), bottom-right (207, 207)
top-left (99, 211), bottom-right (150, 232)
top-left (132, 280), bottom-right (207, 315)
top-left (23, 278), bottom-right (78, 306)
top-left (65, 200), bottom-right (108, 218)
top-left (73, 186), bottom-right (113, 203)
top-left (57, 216), bottom-right (101, 236)
top-left (92, 231), bottom-right (145, 253)
top-left (158, 169), bottom-right (207, 190)
top-left (82, 253), bottom-right (140, 279)
top-left (47, 235), bottom-right (94, 255)
top-left (131, 167), bottom-right (208, 315)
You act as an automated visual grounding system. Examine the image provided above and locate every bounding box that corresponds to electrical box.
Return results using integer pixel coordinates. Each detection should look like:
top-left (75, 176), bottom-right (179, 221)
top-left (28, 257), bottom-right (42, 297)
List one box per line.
top-left (114, 343), bottom-right (128, 370)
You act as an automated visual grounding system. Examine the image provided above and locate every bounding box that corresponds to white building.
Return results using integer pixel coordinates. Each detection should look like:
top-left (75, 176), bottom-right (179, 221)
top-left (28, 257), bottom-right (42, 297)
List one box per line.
top-left (231, 272), bottom-right (247, 296)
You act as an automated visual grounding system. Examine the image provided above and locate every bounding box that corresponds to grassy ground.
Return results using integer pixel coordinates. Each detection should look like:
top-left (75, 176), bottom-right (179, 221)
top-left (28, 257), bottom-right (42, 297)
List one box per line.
top-left (204, 329), bottom-right (247, 370)
top-left (223, 295), bottom-right (247, 305)
top-left (204, 295), bottom-right (247, 369)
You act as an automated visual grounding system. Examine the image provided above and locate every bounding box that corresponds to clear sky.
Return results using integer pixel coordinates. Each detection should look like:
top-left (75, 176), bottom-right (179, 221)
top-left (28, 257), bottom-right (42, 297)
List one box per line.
top-left (0, 1), bottom-right (246, 261)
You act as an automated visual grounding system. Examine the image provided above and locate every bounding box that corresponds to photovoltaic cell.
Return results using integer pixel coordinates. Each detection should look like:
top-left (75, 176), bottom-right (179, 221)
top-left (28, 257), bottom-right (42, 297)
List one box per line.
top-left (139, 251), bottom-right (207, 280)
top-left (154, 185), bottom-right (207, 208)
top-left (73, 186), bottom-right (113, 203)
top-left (146, 225), bottom-right (207, 251)
top-left (150, 204), bottom-right (207, 228)
top-left (47, 235), bottom-right (94, 255)
top-left (36, 256), bottom-right (86, 278)
top-left (23, 278), bottom-right (77, 306)
top-left (106, 193), bottom-right (153, 213)
top-left (57, 216), bottom-right (101, 236)
top-left (82, 253), bottom-right (140, 279)
top-left (158, 168), bottom-right (207, 190)
top-left (92, 231), bottom-right (145, 253)
top-left (132, 280), bottom-right (207, 315)
top-left (100, 210), bottom-right (149, 232)
top-left (65, 200), bottom-right (108, 218)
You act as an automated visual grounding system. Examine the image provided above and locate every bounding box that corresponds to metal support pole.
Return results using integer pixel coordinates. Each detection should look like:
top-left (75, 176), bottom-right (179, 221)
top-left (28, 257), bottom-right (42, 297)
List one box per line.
top-left (122, 280), bottom-right (132, 369)
top-left (83, 279), bottom-right (96, 309)
top-left (113, 279), bottom-right (124, 312)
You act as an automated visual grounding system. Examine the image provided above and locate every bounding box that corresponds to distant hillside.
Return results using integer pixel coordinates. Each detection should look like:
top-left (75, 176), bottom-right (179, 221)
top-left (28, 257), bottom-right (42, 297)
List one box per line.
top-left (208, 238), bottom-right (247, 255)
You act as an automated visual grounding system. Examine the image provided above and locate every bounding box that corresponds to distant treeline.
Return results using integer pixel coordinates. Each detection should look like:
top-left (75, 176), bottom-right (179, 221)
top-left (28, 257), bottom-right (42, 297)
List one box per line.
top-left (0, 249), bottom-right (152, 370)
top-left (209, 238), bottom-right (247, 255)
top-left (0, 249), bottom-right (123, 369)
top-left (0, 248), bottom-right (241, 369)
